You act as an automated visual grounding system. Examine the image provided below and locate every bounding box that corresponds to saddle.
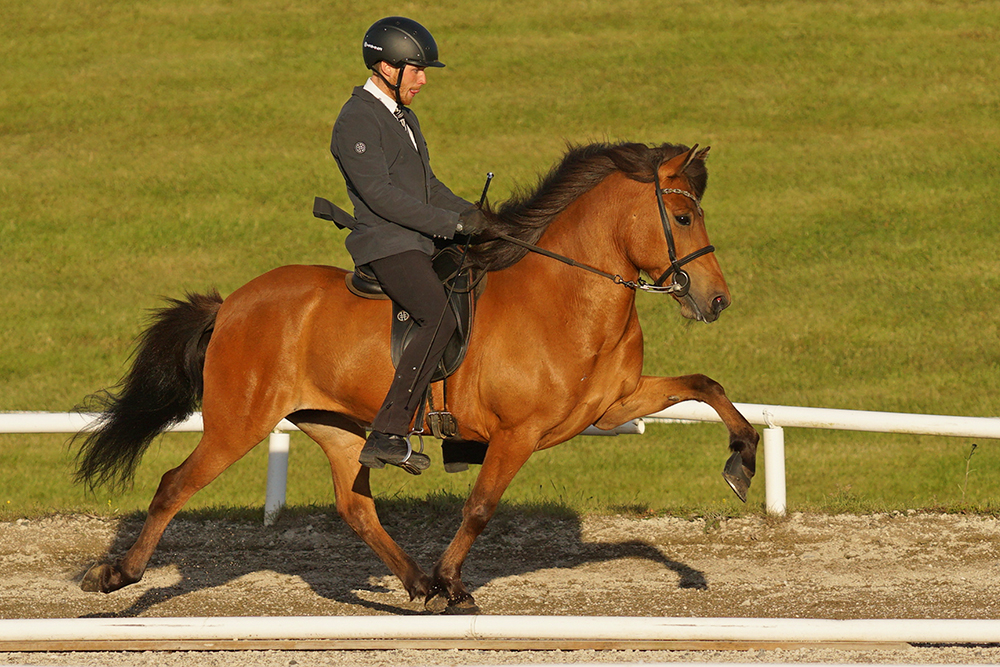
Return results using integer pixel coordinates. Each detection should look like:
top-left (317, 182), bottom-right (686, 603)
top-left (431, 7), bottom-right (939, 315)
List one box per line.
top-left (346, 244), bottom-right (484, 384)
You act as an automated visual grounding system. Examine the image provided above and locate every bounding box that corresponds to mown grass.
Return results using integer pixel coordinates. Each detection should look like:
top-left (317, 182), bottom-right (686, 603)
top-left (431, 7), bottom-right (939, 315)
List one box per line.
top-left (2, 0), bottom-right (998, 519)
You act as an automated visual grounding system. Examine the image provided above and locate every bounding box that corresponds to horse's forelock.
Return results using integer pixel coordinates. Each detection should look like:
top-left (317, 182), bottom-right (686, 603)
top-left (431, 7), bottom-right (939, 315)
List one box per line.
top-left (649, 144), bottom-right (709, 201)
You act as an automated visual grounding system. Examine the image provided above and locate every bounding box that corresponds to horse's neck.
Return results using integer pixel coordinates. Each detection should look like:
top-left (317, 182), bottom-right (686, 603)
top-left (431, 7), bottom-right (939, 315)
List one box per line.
top-left (502, 180), bottom-right (638, 319)
top-left (543, 178), bottom-right (636, 282)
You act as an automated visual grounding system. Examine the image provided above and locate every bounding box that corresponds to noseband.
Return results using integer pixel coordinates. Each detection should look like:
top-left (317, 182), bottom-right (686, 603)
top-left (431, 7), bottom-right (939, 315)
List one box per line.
top-left (648, 169), bottom-right (716, 297)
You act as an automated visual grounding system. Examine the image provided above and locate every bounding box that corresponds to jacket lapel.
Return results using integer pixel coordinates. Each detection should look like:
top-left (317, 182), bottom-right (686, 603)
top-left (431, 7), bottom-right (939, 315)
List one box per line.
top-left (355, 87), bottom-right (418, 153)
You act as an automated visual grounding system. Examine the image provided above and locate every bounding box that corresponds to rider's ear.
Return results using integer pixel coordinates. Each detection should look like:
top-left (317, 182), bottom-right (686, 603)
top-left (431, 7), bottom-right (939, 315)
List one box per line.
top-left (377, 61), bottom-right (399, 81)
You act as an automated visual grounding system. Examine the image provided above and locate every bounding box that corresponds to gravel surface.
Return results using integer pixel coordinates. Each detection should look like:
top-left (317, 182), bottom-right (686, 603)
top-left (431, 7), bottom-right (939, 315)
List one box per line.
top-left (2, 511), bottom-right (999, 665)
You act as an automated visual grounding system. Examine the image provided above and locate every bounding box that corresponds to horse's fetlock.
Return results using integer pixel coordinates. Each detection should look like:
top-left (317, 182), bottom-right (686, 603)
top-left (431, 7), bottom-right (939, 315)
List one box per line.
top-left (406, 573), bottom-right (432, 601)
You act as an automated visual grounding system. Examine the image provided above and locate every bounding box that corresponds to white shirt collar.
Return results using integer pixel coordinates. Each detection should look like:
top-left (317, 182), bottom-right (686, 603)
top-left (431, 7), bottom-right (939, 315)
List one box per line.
top-left (364, 77), bottom-right (400, 115)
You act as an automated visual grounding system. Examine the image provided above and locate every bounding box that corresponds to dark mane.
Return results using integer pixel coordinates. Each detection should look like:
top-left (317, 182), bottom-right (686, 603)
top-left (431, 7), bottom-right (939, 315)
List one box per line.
top-left (467, 141), bottom-right (708, 272)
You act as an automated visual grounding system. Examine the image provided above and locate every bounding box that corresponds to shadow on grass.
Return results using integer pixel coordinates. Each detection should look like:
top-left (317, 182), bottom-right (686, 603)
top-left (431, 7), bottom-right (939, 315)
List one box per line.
top-left (76, 492), bottom-right (708, 618)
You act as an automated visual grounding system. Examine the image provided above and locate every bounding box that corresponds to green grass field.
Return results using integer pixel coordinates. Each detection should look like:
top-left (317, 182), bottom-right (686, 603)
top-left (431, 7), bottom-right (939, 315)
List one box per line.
top-left (2, 0), bottom-right (998, 519)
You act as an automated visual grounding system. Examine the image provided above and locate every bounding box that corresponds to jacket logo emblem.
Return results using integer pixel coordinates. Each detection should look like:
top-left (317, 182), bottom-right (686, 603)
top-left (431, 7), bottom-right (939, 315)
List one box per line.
top-left (397, 311), bottom-right (410, 322)
top-left (354, 142), bottom-right (366, 154)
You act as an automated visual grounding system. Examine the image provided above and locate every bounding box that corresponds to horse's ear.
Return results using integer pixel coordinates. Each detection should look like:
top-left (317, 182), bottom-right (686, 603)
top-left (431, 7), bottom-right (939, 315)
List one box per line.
top-left (696, 145), bottom-right (710, 161)
top-left (661, 144), bottom-right (702, 178)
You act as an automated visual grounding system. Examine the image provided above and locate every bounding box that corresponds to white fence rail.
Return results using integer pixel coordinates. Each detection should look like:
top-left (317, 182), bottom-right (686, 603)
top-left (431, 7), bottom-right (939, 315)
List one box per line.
top-left (3, 405), bottom-right (998, 520)
top-left (0, 412), bottom-right (641, 525)
top-left (651, 403), bottom-right (1000, 516)
top-left (4, 614), bottom-right (1000, 649)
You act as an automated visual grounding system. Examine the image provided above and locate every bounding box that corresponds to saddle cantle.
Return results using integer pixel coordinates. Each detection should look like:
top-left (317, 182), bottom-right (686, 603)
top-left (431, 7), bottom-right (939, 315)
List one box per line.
top-left (346, 245), bottom-right (484, 383)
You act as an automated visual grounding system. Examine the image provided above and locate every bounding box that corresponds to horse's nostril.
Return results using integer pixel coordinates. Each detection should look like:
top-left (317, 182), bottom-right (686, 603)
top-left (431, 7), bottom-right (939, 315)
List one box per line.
top-left (712, 295), bottom-right (730, 314)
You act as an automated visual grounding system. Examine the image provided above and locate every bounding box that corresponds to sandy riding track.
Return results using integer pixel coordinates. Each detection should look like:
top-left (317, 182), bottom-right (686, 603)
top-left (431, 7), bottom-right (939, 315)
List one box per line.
top-left (2, 510), bottom-right (1000, 665)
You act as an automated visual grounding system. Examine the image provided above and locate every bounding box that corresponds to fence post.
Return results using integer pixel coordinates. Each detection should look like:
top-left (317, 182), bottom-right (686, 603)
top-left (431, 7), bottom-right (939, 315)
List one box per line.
top-left (264, 431), bottom-right (290, 526)
top-left (763, 421), bottom-right (786, 516)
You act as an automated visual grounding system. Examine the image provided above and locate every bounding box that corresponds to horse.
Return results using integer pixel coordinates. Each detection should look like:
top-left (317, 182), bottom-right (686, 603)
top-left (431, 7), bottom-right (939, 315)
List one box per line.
top-left (74, 141), bottom-right (759, 613)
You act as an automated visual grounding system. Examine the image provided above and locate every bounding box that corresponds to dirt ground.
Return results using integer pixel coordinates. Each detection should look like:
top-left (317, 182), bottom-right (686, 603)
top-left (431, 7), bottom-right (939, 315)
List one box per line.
top-left (2, 510), bottom-right (1000, 665)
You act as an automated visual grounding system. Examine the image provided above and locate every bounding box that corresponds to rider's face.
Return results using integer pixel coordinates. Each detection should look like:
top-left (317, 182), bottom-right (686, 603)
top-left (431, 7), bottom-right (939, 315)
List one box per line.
top-left (378, 62), bottom-right (427, 105)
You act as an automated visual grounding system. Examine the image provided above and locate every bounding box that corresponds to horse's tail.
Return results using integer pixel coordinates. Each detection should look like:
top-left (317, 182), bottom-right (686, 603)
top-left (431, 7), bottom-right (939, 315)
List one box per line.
top-left (74, 290), bottom-right (223, 492)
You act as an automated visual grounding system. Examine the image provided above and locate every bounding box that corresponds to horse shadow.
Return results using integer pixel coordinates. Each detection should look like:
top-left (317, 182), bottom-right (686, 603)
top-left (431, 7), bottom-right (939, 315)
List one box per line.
top-left (76, 495), bottom-right (708, 618)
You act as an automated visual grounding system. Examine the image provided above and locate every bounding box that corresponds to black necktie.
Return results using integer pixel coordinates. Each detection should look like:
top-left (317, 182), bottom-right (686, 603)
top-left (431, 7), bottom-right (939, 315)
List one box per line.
top-left (393, 106), bottom-right (407, 129)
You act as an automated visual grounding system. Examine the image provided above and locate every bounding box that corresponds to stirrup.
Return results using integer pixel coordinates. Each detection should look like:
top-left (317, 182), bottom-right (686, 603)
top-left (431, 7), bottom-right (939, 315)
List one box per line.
top-left (404, 432), bottom-right (426, 461)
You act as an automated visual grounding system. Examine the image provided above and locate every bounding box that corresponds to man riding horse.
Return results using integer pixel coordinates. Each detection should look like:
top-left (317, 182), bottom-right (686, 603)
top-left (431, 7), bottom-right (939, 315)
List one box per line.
top-left (330, 17), bottom-right (488, 474)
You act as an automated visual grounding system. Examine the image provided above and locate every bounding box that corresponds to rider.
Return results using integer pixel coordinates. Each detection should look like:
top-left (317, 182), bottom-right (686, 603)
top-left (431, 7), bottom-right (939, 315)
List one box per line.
top-left (330, 16), bottom-right (488, 474)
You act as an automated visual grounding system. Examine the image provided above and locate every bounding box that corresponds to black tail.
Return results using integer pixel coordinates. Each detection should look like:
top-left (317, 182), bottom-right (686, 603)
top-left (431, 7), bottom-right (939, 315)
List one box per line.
top-left (74, 290), bottom-right (223, 492)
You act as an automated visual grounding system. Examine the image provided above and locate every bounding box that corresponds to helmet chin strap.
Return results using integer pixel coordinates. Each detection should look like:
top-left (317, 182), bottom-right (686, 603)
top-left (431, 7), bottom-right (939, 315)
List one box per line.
top-left (373, 63), bottom-right (406, 107)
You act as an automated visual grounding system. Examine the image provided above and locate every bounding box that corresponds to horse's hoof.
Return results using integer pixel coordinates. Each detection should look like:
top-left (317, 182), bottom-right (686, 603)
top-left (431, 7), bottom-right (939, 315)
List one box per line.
top-left (722, 451), bottom-right (752, 503)
top-left (444, 595), bottom-right (480, 615)
top-left (424, 586), bottom-right (478, 614)
top-left (81, 563), bottom-right (112, 593)
top-left (424, 590), bottom-right (449, 614)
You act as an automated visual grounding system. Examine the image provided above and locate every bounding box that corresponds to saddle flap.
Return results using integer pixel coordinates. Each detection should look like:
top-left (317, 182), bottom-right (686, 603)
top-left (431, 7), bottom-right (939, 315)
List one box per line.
top-left (391, 267), bottom-right (474, 383)
top-left (347, 246), bottom-right (482, 383)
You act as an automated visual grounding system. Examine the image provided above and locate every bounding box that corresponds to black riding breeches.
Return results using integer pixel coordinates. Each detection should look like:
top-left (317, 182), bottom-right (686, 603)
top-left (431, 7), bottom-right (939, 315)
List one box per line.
top-left (361, 250), bottom-right (458, 436)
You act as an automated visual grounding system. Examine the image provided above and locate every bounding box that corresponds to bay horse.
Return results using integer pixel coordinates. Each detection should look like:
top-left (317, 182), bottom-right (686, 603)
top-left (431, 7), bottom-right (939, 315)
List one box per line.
top-left (75, 141), bottom-right (758, 612)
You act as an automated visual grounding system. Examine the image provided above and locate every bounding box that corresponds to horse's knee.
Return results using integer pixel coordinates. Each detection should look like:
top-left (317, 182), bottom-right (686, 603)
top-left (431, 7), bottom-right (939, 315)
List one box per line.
top-left (687, 373), bottom-right (725, 396)
top-left (462, 499), bottom-right (495, 533)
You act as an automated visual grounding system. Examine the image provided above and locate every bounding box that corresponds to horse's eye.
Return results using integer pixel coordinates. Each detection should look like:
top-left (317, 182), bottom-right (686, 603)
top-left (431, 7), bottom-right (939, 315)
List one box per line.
top-left (676, 214), bottom-right (692, 226)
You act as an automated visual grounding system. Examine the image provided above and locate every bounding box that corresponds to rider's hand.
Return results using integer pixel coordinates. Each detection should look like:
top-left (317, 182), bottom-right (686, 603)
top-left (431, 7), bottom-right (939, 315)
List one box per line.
top-left (456, 207), bottom-right (489, 237)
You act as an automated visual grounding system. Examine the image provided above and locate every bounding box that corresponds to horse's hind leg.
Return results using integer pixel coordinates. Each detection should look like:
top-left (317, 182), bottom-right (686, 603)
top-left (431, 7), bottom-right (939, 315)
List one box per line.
top-left (292, 411), bottom-right (432, 602)
top-left (81, 426), bottom-right (262, 593)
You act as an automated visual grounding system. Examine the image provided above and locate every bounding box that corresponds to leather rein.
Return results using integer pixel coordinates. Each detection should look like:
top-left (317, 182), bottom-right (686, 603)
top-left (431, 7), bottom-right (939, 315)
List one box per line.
top-left (492, 171), bottom-right (715, 297)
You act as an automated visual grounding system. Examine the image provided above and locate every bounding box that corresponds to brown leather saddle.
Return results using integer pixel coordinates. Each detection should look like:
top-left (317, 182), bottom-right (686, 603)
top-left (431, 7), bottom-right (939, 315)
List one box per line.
top-left (345, 244), bottom-right (484, 384)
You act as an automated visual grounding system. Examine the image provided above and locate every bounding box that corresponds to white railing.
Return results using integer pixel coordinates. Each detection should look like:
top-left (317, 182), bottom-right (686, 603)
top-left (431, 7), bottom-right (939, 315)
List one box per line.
top-left (651, 403), bottom-right (1000, 515)
top-left (4, 614), bottom-right (1000, 648)
top-left (0, 412), bottom-right (641, 525)
top-left (2, 405), bottom-right (998, 520)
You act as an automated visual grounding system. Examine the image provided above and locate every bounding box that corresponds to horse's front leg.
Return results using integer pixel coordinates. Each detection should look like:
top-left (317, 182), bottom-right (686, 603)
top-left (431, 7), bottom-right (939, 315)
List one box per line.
top-left (426, 435), bottom-right (536, 614)
top-left (595, 374), bottom-right (759, 501)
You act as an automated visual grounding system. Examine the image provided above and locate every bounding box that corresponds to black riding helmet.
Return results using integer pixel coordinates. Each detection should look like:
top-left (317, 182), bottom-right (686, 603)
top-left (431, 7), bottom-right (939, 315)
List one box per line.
top-left (363, 17), bottom-right (444, 105)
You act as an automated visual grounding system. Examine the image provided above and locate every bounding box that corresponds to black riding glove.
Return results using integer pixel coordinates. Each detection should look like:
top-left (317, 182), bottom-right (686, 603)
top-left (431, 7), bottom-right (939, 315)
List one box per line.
top-left (456, 207), bottom-right (489, 237)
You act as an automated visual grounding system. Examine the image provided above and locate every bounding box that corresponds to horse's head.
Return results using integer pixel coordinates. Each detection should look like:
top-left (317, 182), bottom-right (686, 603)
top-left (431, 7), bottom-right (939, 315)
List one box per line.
top-left (627, 144), bottom-right (731, 323)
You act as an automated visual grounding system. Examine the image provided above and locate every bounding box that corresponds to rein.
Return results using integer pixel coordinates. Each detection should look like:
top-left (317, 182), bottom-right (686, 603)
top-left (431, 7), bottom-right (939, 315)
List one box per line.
top-left (490, 172), bottom-right (716, 295)
top-left (493, 231), bottom-right (653, 290)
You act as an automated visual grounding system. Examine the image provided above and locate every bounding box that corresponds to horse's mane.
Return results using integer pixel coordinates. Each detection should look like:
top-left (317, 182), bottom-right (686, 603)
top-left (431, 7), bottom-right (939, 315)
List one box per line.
top-left (467, 141), bottom-right (708, 272)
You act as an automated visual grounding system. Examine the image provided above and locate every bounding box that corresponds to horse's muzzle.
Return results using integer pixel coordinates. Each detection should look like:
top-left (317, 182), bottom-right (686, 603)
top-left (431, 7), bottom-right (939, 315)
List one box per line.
top-left (711, 294), bottom-right (731, 319)
top-left (687, 292), bottom-right (730, 323)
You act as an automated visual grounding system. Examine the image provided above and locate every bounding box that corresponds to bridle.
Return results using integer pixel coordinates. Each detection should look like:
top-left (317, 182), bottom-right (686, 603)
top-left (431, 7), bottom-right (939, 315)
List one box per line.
top-left (648, 168), bottom-right (716, 297)
top-left (491, 167), bottom-right (716, 296)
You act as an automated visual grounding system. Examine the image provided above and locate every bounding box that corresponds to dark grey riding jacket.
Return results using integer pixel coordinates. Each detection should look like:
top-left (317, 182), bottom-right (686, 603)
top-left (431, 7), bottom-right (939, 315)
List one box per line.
top-left (331, 86), bottom-right (471, 266)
